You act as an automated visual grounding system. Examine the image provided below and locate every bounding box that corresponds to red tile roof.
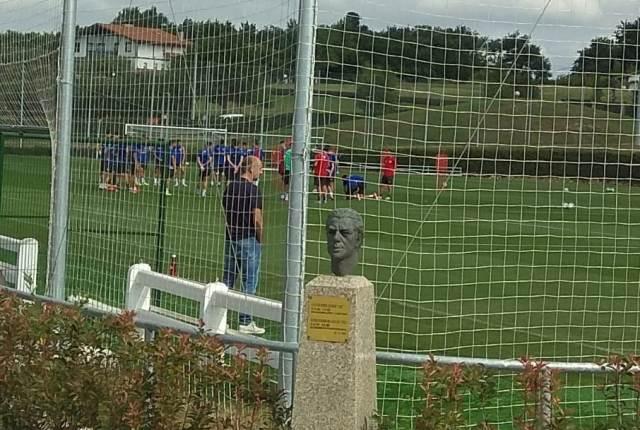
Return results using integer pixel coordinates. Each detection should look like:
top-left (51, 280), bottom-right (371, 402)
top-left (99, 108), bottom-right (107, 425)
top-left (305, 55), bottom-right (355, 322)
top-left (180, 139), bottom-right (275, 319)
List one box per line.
top-left (95, 23), bottom-right (189, 47)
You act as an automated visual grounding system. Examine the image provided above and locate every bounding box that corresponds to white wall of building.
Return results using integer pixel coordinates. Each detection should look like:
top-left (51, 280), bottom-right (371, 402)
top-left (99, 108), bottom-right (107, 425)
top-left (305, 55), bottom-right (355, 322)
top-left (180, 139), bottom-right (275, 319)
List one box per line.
top-left (74, 31), bottom-right (185, 70)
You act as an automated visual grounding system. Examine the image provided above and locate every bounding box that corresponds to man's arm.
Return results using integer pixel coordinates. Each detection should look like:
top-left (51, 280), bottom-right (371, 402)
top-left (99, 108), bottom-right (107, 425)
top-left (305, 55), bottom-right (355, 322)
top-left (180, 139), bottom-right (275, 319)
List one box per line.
top-left (226, 154), bottom-right (236, 169)
top-left (253, 208), bottom-right (264, 243)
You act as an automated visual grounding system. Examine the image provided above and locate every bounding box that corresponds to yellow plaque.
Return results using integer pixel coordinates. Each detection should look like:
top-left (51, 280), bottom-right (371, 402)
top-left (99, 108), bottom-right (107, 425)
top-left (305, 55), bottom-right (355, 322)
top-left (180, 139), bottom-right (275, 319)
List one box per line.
top-left (307, 295), bottom-right (350, 343)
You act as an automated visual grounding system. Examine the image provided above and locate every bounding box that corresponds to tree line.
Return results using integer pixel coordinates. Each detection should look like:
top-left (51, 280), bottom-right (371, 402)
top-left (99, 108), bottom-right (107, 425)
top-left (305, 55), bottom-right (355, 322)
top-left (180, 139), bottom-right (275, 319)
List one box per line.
top-left (570, 18), bottom-right (640, 88)
top-left (117, 8), bottom-right (552, 87)
top-left (2, 6), bottom-right (640, 132)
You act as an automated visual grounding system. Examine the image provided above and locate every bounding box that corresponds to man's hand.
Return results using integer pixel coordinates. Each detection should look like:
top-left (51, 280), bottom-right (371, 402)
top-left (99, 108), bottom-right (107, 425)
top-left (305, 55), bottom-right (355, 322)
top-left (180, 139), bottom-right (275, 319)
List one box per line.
top-left (254, 208), bottom-right (264, 243)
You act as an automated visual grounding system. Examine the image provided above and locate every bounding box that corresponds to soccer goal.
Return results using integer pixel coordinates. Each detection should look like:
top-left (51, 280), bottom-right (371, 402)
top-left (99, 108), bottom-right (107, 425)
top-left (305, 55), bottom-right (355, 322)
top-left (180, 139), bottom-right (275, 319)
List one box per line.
top-left (124, 124), bottom-right (228, 148)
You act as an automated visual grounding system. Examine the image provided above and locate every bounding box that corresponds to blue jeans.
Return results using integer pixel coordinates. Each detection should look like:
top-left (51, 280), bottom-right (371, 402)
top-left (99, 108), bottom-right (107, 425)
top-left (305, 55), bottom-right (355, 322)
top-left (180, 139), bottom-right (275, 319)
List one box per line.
top-left (223, 237), bottom-right (261, 325)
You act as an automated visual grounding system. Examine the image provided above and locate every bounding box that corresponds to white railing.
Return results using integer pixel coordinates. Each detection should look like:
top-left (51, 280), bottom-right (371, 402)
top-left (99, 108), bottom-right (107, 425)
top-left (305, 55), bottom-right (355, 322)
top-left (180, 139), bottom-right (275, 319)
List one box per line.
top-left (126, 263), bottom-right (283, 334)
top-left (0, 235), bottom-right (38, 293)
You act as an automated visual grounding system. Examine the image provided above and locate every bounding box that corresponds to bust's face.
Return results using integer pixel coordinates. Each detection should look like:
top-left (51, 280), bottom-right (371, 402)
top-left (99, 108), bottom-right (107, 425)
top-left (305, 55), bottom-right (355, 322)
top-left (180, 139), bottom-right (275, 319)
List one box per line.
top-left (326, 217), bottom-right (360, 260)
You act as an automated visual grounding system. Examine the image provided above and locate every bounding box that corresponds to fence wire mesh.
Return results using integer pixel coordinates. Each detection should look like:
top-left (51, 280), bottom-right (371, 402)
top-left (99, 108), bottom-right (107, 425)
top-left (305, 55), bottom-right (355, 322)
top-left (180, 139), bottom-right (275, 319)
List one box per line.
top-left (2, 0), bottom-right (640, 427)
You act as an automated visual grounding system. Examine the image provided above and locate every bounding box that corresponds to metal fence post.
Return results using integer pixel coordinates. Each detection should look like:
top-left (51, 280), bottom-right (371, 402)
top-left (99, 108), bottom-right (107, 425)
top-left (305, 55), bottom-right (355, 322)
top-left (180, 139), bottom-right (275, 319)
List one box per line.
top-left (537, 368), bottom-right (552, 430)
top-left (0, 133), bottom-right (4, 213)
top-left (280, 0), bottom-right (317, 406)
top-left (47, 0), bottom-right (77, 300)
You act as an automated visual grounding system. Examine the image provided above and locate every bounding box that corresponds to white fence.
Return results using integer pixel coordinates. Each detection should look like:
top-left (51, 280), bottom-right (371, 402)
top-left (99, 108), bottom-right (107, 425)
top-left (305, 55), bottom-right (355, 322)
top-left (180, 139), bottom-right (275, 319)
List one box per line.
top-left (0, 235), bottom-right (38, 293)
top-left (127, 263), bottom-right (282, 332)
top-left (126, 263), bottom-right (284, 367)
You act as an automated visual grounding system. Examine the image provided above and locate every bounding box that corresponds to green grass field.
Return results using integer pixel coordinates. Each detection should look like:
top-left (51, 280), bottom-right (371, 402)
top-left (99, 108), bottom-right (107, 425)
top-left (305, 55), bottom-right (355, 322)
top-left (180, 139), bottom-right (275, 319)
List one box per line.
top-left (3, 77), bottom-right (640, 426)
top-left (2, 153), bottom-right (640, 427)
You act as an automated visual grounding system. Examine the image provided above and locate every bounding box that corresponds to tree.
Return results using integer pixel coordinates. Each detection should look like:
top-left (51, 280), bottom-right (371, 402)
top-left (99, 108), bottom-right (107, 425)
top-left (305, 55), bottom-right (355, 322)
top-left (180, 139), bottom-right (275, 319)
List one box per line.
top-left (488, 32), bottom-right (551, 83)
top-left (315, 12), bottom-right (372, 81)
top-left (344, 12), bottom-right (362, 33)
top-left (572, 37), bottom-right (621, 75)
top-left (612, 18), bottom-right (640, 75)
top-left (368, 25), bottom-right (485, 82)
top-left (112, 7), bottom-right (172, 29)
top-left (485, 31), bottom-right (551, 97)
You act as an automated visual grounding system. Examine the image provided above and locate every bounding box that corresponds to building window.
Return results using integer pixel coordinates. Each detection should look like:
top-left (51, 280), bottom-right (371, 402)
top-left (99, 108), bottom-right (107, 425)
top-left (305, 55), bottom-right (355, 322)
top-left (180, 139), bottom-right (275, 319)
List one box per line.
top-left (125, 41), bottom-right (132, 53)
top-left (75, 42), bottom-right (80, 53)
top-left (96, 42), bottom-right (105, 54)
top-left (114, 42), bottom-right (119, 54)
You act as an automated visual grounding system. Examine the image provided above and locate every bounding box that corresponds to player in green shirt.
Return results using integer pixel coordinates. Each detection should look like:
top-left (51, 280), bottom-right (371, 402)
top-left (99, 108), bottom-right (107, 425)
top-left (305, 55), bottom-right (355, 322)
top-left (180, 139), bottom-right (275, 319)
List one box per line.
top-left (282, 147), bottom-right (292, 201)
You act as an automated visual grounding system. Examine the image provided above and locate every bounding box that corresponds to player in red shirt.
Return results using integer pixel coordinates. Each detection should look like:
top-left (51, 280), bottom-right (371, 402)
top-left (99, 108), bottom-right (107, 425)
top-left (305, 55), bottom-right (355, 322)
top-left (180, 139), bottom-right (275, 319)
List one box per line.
top-left (314, 147), bottom-right (331, 203)
top-left (435, 150), bottom-right (449, 190)
top-left (379, 147), bottom-right (397, 200)
top-left (273, 139), bottom-right (288, 199)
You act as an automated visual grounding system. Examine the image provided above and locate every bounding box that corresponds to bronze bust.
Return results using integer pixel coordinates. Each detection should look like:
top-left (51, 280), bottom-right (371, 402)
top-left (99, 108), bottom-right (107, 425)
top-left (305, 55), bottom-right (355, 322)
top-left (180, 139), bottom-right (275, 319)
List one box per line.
top-left (326, 208), bottom-right (364, 276)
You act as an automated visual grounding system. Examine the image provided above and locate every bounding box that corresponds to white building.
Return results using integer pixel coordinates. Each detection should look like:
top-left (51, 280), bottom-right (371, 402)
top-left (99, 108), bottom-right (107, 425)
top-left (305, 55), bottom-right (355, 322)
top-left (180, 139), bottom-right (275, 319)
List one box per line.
top-left (75, 23), bottom-right (188, 70)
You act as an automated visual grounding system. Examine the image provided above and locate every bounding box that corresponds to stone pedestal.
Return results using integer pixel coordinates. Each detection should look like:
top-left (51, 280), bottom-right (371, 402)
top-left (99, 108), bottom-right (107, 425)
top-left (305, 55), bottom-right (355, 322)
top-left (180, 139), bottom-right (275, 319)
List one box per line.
top-left (292, 275), bottom-right (377, 429)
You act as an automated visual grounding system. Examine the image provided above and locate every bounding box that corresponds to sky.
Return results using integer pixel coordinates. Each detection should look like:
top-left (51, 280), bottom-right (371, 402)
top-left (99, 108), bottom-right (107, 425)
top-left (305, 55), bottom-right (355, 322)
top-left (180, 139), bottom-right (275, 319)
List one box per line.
top-left (1, 0), bottom-right (640, 75)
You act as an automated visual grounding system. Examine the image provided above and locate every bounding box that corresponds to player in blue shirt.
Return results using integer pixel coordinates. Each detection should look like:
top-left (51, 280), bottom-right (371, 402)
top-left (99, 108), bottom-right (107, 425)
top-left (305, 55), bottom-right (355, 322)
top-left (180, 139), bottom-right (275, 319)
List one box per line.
top-left (225, 139), bottom-right (244, 183)
top-left (197, 142), bottom-right (213, 197)
top-left (124, 137), bottom-right (140, 193)
top-left (173, 139), bottom-right (187, 187)
top-left (153, 140), bottom-right (173, 196)
top-left (211, 140), bottom-right (227, 186)
top-left (113, 136), bottom-right (129, 189)
top-left (133, 141), bottom-right (149, 186)
top-left (342, 174), bottom-right (380, 200)
top-left (168, 140), bottom-right (179, 189)
top-left (251, 141), bottom-right (265, 161)
top-left (153, 140), bottom-right (165, 187)
top-left (240, 141), bottom-right (249, 158)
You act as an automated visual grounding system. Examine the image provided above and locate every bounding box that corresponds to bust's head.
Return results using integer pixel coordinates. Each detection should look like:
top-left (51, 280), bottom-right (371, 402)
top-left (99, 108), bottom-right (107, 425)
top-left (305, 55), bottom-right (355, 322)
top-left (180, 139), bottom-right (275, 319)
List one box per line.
top-left (326, 208), bottom-right (364, 276)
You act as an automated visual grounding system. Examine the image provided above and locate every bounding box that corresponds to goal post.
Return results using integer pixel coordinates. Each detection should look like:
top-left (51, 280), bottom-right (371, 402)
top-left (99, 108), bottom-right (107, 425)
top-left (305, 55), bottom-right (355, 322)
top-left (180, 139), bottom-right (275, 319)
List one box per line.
top-left (124, 123), bottom-right (228, 147)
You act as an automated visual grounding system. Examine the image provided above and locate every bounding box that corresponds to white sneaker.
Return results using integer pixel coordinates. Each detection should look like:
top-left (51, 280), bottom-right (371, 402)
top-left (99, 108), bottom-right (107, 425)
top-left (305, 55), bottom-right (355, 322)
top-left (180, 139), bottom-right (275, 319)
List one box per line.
top-left (98, 183), bottom-right (107, 190)
top-left (238, 321), bottom-right (265, 335)
top-left (182, 180), bottom-right (188, 187)
top-left (165, 189), bottom-right (172, 196)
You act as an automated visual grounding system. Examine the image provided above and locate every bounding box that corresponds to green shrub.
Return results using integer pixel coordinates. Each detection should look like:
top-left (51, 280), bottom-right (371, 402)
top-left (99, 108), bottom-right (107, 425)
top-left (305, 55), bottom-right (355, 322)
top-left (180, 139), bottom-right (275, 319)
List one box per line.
top-left (0, 291), bottom-right (290, 430)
